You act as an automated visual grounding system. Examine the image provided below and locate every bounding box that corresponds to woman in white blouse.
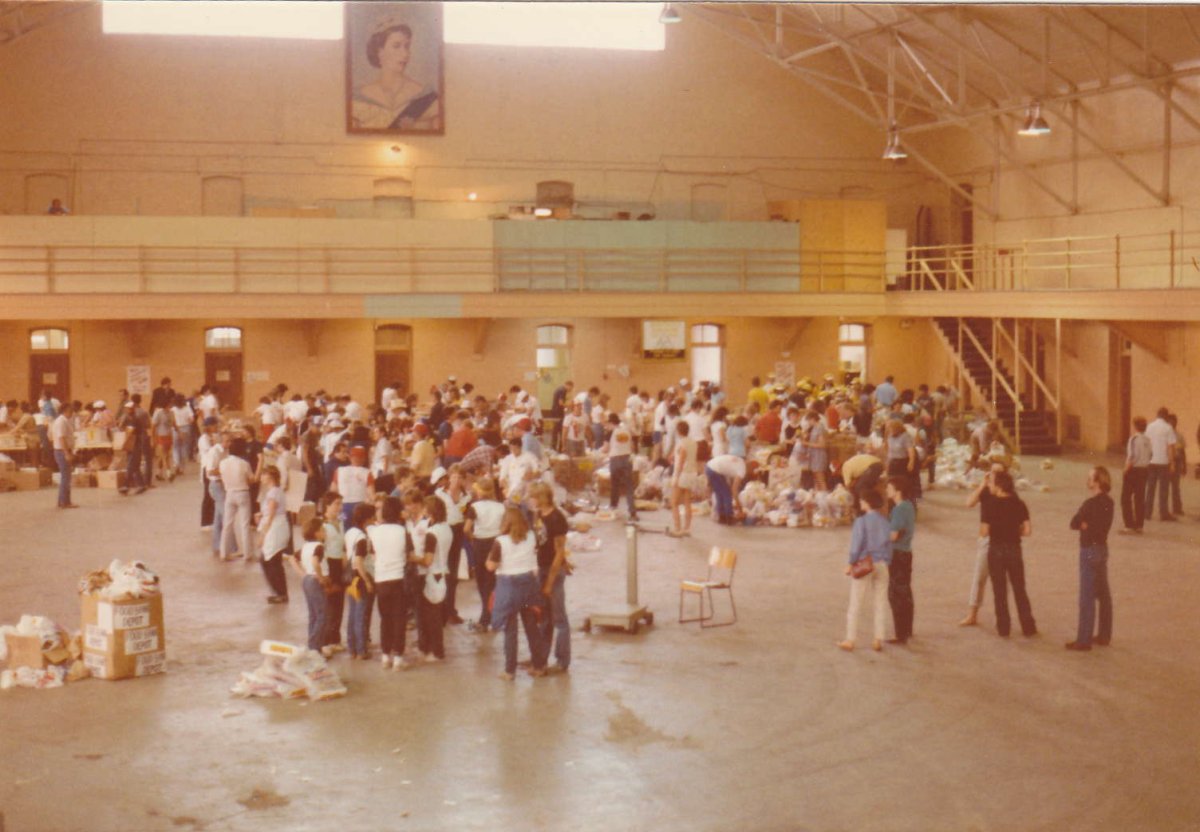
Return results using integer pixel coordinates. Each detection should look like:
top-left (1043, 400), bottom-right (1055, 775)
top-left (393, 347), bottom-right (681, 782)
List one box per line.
top-left (486, 507), bottom-right (547, 680)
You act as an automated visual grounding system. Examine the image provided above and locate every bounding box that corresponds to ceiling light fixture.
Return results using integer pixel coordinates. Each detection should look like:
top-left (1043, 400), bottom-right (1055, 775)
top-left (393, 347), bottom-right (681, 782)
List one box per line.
top-left (882, 124), bottom-right (907, 161)
top-left (659, 3), bottom-right (681, 25)
top-left (1017, 101), bottom-right (1051, 137)
top-left (534, 207), bottom-right (553, 218)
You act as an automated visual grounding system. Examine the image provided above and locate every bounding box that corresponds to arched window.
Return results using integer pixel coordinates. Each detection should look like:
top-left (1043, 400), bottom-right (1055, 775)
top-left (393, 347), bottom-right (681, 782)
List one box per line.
top-left (30, 328), bottom-right (69, 351)
top-left (205, 326), bottom-right (243, 351)
top-left (838, 323), bottom-right (868, 381)
top-left (691, 323), bottom-right (723, 385)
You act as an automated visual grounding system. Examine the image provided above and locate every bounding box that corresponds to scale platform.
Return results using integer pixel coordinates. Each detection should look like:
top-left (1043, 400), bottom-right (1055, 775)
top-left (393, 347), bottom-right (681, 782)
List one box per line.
top-left (583, 605), bottom-right (653, 635)
top-left (582, 522), bottom-right (655, 635)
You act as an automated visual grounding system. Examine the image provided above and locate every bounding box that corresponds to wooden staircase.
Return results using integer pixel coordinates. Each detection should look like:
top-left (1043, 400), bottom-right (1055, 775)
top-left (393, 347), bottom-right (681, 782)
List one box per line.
top-left (933, 317), bottom-right (1061, 456)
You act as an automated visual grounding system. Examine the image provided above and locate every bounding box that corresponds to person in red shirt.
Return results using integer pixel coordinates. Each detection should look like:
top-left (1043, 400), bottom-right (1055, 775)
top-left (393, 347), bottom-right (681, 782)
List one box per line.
top-left (755, 400), bottom-right (784, 444)
top-left (442, 410), bottom-right (477, 464)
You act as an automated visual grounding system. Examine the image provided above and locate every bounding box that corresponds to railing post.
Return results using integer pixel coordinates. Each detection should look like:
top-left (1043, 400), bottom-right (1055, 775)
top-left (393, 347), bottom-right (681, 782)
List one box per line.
top-left (1020, 240), bottom-right (1028, 290)
top-left (1169, 229), bottom-right (1176, 288)
top-left (817, 251), bottom-right (825, 293)
top-left (232, 248), bottom-right (240, 293)
top-left (1114, 234), bottom-right (1121, 290)
top-left (1055, 317), bottom-right (1063, 445)
top-left (46, 246), bottom-right (55, 293)
top-left (991, 318), bottom-right (997, 409)
top-left (660, 249), bottom-right (668, 292)
top-left (1014, 319), bottom-right (1021, 452)
top-left (1065, 238), bottom-right (1072, 289)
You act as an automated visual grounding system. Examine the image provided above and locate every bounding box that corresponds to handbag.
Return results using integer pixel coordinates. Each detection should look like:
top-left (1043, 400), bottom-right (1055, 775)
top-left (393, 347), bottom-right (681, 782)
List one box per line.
top-left (423, 572), bottom-right (447, 605)
top-left (850, 556), bottom-right (874, 580)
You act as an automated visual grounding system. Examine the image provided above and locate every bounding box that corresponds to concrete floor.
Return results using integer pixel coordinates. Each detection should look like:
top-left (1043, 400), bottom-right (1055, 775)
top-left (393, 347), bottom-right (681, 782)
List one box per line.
top-left (2, 454), bottom-right (1200, 832)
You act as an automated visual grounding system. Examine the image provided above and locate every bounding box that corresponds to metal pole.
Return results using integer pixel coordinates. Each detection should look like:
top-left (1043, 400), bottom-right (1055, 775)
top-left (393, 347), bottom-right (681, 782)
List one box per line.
top-left (1055, 318), bottom-right (1063, 444)
top-left (991, 318), bottom-right (997, 409)
top-left (1014, 319), bottom-right (1021, 452)
top-left (625, 523), bottom-right (638, 606)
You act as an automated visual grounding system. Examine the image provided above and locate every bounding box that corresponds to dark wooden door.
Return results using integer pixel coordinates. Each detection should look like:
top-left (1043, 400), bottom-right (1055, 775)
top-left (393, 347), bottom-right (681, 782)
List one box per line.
top-left (375, 351), bottom-right (411, 406)
top-left (205, 352), bottom-right (244, 412)
top-left (29, 353), bottom-right (69, 404)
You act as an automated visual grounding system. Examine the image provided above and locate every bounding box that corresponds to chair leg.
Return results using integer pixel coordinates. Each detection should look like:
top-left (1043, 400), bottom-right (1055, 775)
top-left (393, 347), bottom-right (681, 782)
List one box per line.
top-left (679, 589), bottom-right (709, 625)
top-left (701, 587), bottom-right (737, 628)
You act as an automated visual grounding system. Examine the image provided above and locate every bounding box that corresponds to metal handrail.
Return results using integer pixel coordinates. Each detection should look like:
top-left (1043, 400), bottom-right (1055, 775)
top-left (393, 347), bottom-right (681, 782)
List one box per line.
top-left (993, 319), bottom-right (1060, 412)
top-left (958, 318), bottom-right (1023, 412)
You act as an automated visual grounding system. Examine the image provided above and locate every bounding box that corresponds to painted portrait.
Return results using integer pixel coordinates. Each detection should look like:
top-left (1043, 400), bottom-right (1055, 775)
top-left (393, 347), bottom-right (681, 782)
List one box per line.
top-left (346, 2), bottom-right (444, 135)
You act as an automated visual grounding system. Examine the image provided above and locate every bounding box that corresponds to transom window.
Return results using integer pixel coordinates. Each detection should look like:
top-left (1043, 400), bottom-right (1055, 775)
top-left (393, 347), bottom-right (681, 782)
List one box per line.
top-left (537, 325), bottom-right (571, 369)
top-left (376, 324), bottom-right (412, 351)
top-left (205, 326), bottom-right (243, 351)
top-left (30, 328), bottom-right (69, 351)
top-left (691, 323), bottom-right (723, 386)
top-left (445, 2), bottom-right (666, 52)
top-left (838, 323), bottom-right (868, 379)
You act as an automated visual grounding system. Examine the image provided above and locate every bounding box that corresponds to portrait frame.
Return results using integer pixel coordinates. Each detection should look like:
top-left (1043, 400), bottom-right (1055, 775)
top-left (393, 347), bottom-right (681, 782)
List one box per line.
top-left (345, 2), bottom-right (445, 136)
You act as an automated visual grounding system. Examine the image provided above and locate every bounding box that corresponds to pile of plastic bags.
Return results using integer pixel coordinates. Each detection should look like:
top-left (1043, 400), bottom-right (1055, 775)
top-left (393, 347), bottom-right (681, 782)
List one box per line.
top-left (0, 615), bottom-right (88, 690)
top-left (735, 481), bottom-right (855, 528)
top-left (77, 559), bottom-right (161, 600)
top-left (231, 642), bottom-right (347, 702)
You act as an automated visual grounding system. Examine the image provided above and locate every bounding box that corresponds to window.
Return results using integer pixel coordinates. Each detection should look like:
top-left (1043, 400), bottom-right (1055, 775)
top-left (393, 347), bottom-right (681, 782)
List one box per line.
top-left (375, 325), bottom-right (412, 351)
top-left (205, 327), bottom-right (243, 351)
top-left (691, 323), bottom-right (723, 386)
top-left (537, 325), bottom-right (571, 369)
top-left (102, 1), bottom-right (343, 40)
top-left (30, 328), bottom-right (69, 351)
top-left (838, 323), bottom-right (868, 380)
top-left (445, 2), bottom-right (666, 51)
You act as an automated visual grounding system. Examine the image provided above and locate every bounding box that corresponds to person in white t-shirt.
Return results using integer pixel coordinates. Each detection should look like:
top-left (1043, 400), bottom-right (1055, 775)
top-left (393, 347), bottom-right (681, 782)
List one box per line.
top-left (197, 387), bottom-right (219, 422)
top-left (171, 397), bottom-right (195, 473)
top-left (485, 506), bottom-right (547, 680)
top-left (464, 477), bottom-right (505, 631)
top-left (705, 453), bottom-right (746, 526)
top-left (605, 413), bottom-right (638, 520)
top-left (333, 446), bottom-right (373, 525)
top-left (1144, 407), bottom-right (1178, 521)
top-left (218, 437), bottom-right (255, 561)
top-left (50, 403), bottom-right (77, 509)
top-left (254, 397), bottom-right (278, 444)
top-left (561, 402), bottom-right (588, 457)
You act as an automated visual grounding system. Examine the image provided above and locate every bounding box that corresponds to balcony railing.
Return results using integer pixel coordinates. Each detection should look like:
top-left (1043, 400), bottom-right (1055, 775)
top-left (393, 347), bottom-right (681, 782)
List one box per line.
top-left (0, 230), bottom-right (1193, 295)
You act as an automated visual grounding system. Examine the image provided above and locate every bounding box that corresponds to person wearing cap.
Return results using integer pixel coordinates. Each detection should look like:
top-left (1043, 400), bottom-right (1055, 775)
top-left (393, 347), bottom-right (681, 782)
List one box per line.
top-left (409, 422), bottom-right (437, 480)
top-left (332, 445), bottom-right (373, 525)
top-left (92, 400), bottom-right (115, 431)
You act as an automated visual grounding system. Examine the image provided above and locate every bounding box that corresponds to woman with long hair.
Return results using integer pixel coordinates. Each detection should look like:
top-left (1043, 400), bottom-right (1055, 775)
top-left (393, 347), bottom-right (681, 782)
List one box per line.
top-left (486, 506), bottom-right (547, 680)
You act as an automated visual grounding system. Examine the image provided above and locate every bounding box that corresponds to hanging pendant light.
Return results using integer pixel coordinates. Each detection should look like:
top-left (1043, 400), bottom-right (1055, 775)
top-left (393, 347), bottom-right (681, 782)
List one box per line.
top-left (882, 124), bottom-right (907, 160)
top-left (659, 3), bottom-right (681, 24)
top-left (1018, 101), bottom-right (1051, 136)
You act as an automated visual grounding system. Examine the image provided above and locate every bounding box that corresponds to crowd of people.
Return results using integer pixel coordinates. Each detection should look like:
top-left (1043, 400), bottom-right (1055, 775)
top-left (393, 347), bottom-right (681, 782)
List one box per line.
top-left (1, 368), bottom-right (1152, 667)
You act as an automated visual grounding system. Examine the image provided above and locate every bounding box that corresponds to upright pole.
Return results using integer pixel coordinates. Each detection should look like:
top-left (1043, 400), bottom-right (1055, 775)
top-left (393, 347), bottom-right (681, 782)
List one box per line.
top-left (1055, 318), bottom-right (1063, 445)
top-left (625, 523), bottom-right (638, 607)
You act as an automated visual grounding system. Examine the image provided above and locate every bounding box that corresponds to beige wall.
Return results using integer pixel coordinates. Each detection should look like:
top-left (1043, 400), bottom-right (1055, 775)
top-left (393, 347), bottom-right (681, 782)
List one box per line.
top-left (0, 5), bottom-right (936, 223)
top-left (0, 316), bottom-right (958, 412)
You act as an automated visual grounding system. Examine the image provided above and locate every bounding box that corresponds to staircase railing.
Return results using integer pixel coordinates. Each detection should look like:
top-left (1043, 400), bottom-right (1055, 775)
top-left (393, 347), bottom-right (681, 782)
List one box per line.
top-left (993, 319), bottom-right (1060, 445)
top-left (958, 319), bottom-right (1023, 450)
top-left (930, 319), bottom-right (1020, 451)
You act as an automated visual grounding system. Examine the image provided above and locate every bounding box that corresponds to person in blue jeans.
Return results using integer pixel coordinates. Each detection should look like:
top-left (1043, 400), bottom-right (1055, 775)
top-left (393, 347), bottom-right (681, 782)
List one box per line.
top-left (50, 402), bottom-right (77, 508)
top-left (1066, 466), bottom-right (1115, 651)
top-left (530, 483), bottom-right (571, 673)
top-left (705, 454), bottom-right (746, 525)
top-left (344, 503), bottom-right (377, 660)
top-left (291, 518), bottom-right (330, 654)
top-left (486, 506), bottom-right (547, 681)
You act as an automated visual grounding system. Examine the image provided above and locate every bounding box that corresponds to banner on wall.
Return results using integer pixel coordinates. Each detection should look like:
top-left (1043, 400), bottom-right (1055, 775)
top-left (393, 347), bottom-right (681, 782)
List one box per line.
top-left (774, 361), bottom-right (795, 389)
top-left (642, 320), bottom-right (686, 360)
top-left (126, 366), bottom-right (151, 395)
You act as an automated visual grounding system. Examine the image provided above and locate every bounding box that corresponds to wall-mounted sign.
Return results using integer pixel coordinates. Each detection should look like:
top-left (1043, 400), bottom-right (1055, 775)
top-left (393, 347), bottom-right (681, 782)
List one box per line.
top-left (642, 320), bottom-right (685, 360)
top-left (42, 372), bottom-right (58, 385)
top-left (774, 361), bottom-right (795, 389)
top-left (216, 370), bottom-right (231, 383)
top-left (126, 366), bottom-right (151, 395)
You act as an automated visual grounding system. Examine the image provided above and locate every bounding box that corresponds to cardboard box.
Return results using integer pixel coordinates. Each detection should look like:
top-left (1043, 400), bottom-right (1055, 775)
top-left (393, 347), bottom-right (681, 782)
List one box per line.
top-left (80, 594), bottom-right (167, 681)
top-left (71, 470), bottom-right (96, 488)
top-left (4, 632), bottom-right (48, 669)
top-left (0, 457), bottom-right (16, 474)
top-left (95, 470), bottom-right (127, 490)
top-left (7, 468), bottom-right (50, 491)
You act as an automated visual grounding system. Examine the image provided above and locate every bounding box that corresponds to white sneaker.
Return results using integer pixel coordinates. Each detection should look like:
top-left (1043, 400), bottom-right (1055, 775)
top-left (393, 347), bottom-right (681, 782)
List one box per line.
top-left (380, 655), bottom-right (392, 669)
top-left (423, 653), bottom-right (442, 664)
top-left (392, 655), bottom-right (409, 671)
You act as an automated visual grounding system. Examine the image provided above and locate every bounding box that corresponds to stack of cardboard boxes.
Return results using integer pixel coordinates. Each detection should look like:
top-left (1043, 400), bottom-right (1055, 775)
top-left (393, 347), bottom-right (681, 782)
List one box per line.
top-left (81, 593), bottom-right (167, 680)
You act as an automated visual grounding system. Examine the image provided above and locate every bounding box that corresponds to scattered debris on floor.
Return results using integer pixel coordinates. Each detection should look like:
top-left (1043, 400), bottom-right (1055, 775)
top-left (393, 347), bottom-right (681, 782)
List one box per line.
top-left (236, 788), bottom-right (290, 811)
top-left (230, 641), bottom-right (347, 702)
top-left (0, 614), bottom-right (86, 690)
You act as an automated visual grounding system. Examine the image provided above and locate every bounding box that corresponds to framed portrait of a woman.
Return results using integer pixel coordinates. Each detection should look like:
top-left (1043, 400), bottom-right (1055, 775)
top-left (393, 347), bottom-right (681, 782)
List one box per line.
top-left (346, 2), bottom-right (444, 135)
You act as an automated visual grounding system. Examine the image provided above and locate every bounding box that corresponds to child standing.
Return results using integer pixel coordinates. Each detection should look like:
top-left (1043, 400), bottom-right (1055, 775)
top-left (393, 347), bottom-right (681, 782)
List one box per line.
top-left (255, 465), bottom-right (290, 604)
top-left (344, 503), bottom-right (376, 660)
top-left (319, 493), bottom-right (346, 653)
top-left (291, 518), bottom-right (330, 653)
top-left (416, 496), bottom-right (452, 663)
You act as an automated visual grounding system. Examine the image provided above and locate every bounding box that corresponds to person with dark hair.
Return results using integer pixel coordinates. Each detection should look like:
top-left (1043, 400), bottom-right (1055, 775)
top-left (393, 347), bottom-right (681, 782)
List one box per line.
top-left (368, 495), bottom-right (413, 670)
top-left (983, 470), bottom-right (1037, 638)
top-left (838, 488), bottom-right (893, 652)
top-left (1118, 416), bottom-right (1151, 534)
top-left (1166, 413), bottom-right (1185, 518)
top-left (290, 517), bottom-right (330, 653)
top-left (960, 461), bottom-right (1006, 627)
top-left (256, 465), bottom-right (290, 604)
top-left (121, 394), bottom-right (152, 495)
top-left (1066, 467), bottom-right (1115, 651)
top-left (218, 436), bottom-right (254, 561)
top-left (50, 401), bottom-right (77, 509)
top-left (886, 476), bottom-right (916, 645)
top-left (841, 452), bottom-right (884, 517)
top-left (605, 413), bottom-right (638, 522)
top-left (344, 502), bottom-right (377, 660)
top-left (150, 376), bottom-right (175, 415)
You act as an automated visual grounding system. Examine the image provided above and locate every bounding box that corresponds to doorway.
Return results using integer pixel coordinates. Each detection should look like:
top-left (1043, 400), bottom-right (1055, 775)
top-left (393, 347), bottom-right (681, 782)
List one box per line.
top-left (28, 327), bottom-right (70, 403)
top-left (536, 325), bottom-right (571, 412)
top-left (204, 326), bottom-right (244, 412)
top-left (375, 325), bottom-right (412, 405)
